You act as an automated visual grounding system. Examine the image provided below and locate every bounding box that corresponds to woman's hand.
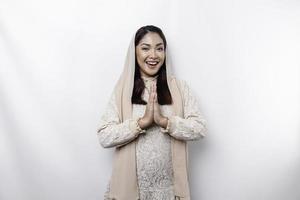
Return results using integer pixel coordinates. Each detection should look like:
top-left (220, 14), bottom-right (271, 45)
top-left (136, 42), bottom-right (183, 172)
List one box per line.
top-left (152, 83), bottom-right (168, 129)
top-left (137, 83), bottom-right (155, 129)
top-left (138, 82), bottom-right (168, 129)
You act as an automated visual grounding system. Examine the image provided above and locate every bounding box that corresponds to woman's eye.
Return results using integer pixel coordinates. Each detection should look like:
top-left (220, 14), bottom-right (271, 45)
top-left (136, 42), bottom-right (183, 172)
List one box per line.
top-left (157, 47), bottom-right (164, 51)
top-left (142, 48), bottom-right (149, 51)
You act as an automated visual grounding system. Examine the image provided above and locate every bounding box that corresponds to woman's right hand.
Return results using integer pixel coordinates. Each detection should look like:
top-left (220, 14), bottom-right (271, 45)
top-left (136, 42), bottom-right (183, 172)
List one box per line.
top-left (137, 82), bottom-right (155, 129)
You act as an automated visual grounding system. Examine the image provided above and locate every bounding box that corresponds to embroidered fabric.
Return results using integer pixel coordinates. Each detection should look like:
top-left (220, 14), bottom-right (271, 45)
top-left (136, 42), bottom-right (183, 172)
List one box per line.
top-left (97, 78), bottom-right (207, 200)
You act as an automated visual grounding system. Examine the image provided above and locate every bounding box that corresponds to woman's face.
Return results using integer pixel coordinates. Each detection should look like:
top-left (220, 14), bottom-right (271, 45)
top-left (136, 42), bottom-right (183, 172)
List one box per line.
top-left (136, 32), bottom-right (165, 78)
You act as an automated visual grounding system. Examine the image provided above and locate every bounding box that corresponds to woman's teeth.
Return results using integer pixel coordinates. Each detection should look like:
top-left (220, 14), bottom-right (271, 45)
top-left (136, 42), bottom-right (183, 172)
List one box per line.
top-left (146, 61), bottom-right (159, 68)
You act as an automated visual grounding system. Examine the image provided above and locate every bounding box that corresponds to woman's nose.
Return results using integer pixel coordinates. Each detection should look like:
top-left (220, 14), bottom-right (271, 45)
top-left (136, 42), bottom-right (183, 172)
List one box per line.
top-left (149, 49), bottom-right (157, 58)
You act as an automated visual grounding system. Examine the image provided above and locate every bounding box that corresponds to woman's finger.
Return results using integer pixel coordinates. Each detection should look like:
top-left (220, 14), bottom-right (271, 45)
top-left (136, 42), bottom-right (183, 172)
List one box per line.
top-left (151, 93), bottom-right (155, 104)
top-left (149, 84), bottom-right (154, 98)
top-left (151, 83), bottom-right (154, 94)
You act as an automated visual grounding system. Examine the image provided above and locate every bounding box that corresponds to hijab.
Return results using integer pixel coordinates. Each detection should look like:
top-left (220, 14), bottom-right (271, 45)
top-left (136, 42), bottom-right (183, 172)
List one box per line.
top-left (107, 33), bottom-right (191, 200)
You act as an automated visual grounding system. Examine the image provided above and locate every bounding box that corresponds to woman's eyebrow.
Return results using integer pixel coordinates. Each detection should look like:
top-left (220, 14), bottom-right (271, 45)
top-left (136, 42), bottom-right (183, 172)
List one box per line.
top-left (141, 43), bottom-right (164, 46)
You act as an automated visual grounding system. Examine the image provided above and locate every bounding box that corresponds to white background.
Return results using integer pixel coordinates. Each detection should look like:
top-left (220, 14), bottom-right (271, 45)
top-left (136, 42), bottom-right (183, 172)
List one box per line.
top-left (0, 0), bottom-right (299, 199)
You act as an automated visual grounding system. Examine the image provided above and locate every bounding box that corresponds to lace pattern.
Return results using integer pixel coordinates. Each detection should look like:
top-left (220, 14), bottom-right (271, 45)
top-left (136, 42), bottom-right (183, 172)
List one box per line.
top-left (98, 78), bottom-right (207, 199)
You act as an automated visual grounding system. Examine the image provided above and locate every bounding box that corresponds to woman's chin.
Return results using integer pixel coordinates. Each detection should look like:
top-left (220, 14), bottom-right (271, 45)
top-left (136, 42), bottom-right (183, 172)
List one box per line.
top-left (146, 64), bottom-right (157, 70)
top-left (140, 65), bottom-right (162, 77)
top-left (146, 69), bottom-right (159, 76)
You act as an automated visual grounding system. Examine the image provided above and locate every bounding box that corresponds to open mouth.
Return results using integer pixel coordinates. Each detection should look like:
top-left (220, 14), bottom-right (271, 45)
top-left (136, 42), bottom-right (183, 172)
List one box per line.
top-left (146, 61), bottom-right (159, 68)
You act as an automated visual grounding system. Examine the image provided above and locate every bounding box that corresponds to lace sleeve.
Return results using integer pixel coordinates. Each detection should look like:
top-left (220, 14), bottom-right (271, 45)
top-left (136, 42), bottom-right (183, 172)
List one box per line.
top-left (160, 79), bottom-right (207, 141)
top-left (96, 92), bottom-right (146, 148)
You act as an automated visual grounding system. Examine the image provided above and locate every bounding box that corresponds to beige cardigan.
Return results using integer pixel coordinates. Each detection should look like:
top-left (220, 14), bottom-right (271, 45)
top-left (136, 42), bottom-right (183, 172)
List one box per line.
top-left (97, 34), bottom-right (207, 200)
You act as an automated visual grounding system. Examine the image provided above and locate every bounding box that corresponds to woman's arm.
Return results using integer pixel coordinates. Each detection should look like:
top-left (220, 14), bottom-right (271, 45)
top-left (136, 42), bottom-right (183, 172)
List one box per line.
top-left (160, 79), bottom-right (208, 141)
top-left (97, 92), bottom-right (145, 148)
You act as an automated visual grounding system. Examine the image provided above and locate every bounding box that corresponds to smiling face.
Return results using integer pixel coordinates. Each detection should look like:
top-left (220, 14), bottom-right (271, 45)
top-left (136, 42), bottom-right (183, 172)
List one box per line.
top-left (135, 32), bottom-right (166, 78)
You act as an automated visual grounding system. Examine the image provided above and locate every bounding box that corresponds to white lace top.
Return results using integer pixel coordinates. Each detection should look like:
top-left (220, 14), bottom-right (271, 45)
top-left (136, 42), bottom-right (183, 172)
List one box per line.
top-left (97, 75), bottom-right (207, 200)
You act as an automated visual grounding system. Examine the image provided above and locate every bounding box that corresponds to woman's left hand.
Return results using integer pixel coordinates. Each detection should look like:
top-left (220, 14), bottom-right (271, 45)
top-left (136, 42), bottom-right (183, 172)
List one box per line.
top-left (153, 83), bottom-right (168, 129)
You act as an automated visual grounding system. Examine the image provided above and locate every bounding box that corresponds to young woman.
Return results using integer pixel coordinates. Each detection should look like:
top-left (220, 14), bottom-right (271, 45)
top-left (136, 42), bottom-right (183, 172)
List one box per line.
top-left (97, 25), bottom-right (207, 200)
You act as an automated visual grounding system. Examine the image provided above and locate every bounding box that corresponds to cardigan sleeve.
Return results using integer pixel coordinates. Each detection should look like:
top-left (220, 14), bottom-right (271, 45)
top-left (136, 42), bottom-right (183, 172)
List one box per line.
top-left (96, 92), bottom-right (145, 148)
top-left (160, 79), bottom-right (208, 141)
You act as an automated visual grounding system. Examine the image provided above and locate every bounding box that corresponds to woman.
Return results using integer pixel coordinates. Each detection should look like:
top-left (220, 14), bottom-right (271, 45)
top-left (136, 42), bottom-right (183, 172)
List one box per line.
top-left (97, 25), bottom-right (207, 200)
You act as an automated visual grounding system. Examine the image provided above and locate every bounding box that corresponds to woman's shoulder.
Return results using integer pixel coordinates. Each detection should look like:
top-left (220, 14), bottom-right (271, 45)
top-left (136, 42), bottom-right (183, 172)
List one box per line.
top-left (171, 76), bottom-right (189, 91)
top-left (171, 77), bottom-right (199, 101)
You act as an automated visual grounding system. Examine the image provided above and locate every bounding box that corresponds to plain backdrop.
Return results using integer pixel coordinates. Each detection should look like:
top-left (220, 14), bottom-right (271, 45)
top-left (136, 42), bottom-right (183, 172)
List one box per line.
top-left (0, 0), bottom-right (299, 200)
